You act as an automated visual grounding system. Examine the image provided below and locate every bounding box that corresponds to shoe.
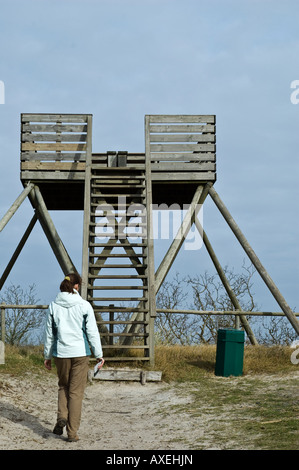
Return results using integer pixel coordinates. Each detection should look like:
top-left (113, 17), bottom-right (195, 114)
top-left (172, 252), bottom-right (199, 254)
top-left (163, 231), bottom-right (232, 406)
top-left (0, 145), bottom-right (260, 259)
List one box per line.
top-left (67, 435), bottom-right (79, 442)
top-left (53, 418), bottom-right (67, 436)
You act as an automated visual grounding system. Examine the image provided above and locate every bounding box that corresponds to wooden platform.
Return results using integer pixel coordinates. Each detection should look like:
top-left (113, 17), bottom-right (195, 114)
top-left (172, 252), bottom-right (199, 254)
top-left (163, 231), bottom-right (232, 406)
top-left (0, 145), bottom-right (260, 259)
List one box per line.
top-left (20, 113), bottom-right (216, 209)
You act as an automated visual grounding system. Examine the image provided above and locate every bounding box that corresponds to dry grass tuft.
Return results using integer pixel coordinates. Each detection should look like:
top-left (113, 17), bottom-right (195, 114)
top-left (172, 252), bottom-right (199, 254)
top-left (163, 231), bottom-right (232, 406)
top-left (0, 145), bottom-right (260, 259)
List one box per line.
top-left (0, 344), bottom-right (297, 382)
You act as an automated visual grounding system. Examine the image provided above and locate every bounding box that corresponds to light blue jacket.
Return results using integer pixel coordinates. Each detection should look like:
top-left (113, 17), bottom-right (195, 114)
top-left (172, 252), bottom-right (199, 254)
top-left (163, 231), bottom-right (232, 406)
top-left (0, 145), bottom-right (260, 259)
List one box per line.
top-left (44, 290), bottom-right (103, 359)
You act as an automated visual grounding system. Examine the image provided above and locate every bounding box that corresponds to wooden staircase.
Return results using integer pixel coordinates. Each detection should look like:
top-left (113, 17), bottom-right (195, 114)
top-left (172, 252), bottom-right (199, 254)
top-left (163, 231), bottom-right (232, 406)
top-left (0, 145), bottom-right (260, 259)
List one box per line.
top-left (81, 152), bottom-right (156, 362)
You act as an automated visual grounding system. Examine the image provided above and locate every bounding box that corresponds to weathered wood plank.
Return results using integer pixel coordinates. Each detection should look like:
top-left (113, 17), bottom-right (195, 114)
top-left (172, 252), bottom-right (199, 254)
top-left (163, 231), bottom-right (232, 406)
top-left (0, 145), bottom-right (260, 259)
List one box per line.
top-left (152, 162), bottom-right (216, 172)
top-left (150, 143), bottom-right (215, 152)
top-left (151, 153), bottom-right (216, 161)
top-left (89, 286), bottom-right (147, 290)
top-left (95, 306), bottom-right (148, 312)
top-left (93, 368), bottom-right (162, 382)
top-left (21, 162), bottom-right (86, 171)
top-left (22, 133), bottom-right (87, 142)
top-left (81, 114), bottom-right (93, 300)
top-left (150, 134), bottom-right (215, 143)
top-left (150, 162), bottom-right (215, 171)
top-left (102, 345), bottom-right (149, 349)
top-left (97, 357), bottom-right (149, 362)
top-left (21, 152), bottom-right (87, 161)
top-left (148, 115), bottom-right (215, 123)
top-left (89, 298), bottom-right (146, 302)
top-left (21, 114), bottom-right (90, 123)
top-left (22, 124), bottom-right (87, 132)
top-left (150, 124), bottom-right (215, 133)
top-left (21, 142), bottom-right (87, 151)
top-left (151, 173), bottom-right (215, 181)
top-left (21, 171), bottom-right (85, 180)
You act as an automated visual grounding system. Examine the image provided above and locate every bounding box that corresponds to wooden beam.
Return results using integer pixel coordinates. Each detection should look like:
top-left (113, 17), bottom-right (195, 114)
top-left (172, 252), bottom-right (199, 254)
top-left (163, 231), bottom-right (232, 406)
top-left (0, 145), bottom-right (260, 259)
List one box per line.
top-left (21, 162), bottom-right (86, 171)
top-left (156, 308), bottom-right (299, 317)
top-left (209, 186), bottom-right (299, 335)
top-left (0, 183), bottom-right (34, 233)
top-left (145, 115), bottom-right (157, 365)
top-left (21, 142), bottom-right (87, 152)
top-left (81, 115), bottom-right (93, 300)
top-left (194, 217), bottom-right (258, 345)
top-left (0, 214), bottom-right (37, 291)
top-left (30, 186), bottom-right (77, 275)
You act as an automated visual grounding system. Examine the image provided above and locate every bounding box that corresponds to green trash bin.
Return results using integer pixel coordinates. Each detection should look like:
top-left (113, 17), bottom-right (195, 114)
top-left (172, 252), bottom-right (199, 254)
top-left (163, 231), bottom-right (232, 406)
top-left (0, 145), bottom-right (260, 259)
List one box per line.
top-left (215, 328), bottom-right (245, 377)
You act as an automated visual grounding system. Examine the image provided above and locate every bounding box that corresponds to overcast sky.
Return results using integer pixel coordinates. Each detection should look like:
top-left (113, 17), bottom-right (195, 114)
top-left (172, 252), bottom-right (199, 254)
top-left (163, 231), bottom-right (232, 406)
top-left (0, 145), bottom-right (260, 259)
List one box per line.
top-left (0, 0), bottom-right (298, 324)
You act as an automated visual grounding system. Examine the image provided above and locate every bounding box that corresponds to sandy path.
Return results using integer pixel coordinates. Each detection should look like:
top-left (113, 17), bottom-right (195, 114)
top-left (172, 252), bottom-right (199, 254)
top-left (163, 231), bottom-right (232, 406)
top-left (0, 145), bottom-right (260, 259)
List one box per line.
top-left (0, 371), bottom-right (196, 451)
top-left (1, 370), bottom-right (298, 451)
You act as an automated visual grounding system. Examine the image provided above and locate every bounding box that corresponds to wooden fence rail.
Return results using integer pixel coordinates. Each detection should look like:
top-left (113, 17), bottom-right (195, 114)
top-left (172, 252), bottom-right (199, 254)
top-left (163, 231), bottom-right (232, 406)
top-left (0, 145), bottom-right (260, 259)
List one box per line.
top-left (0, 303), bottom-right (298, 347)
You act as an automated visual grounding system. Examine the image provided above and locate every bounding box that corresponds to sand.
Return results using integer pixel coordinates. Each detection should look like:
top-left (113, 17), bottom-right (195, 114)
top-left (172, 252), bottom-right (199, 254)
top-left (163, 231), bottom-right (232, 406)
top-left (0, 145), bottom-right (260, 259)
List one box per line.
top-left (0, 371), bottom-right (197, 451)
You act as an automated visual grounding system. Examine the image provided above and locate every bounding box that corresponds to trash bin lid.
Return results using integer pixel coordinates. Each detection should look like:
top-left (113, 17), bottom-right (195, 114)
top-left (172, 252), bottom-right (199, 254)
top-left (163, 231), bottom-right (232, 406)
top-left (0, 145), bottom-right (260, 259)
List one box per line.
top-left (217, 328), bottom-right (245, 342)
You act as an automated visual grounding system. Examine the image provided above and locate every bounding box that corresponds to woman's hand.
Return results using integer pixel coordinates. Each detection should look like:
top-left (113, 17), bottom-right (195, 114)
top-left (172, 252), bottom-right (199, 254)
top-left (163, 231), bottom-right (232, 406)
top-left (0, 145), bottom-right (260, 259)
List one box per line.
top-left (44, 359), bottom-right (52, 370)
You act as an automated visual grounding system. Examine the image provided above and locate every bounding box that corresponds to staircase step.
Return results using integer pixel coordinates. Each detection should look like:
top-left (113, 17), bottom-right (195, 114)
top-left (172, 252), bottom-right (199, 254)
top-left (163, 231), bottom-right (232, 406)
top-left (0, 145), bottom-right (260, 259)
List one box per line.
top-left (97, 321), bottom-right (148, 325)
top-left (89, 253), bottom-right (146, 258)
top-left (91, 193), bottom-right (144, 198)
top-left (89, 285), bottom-right (148, 290)
top-left (89, 232), bottom-right (146, 238)
top-left (94, 306), bottom-right (148, 312)
top-left (101, 332), bottom-right (149, 337)
top-left (88, 274), bottom-right (147, 279)
top-left (89, 263), bottom-right (146, 269)
top-left (102, 345), bottom-right (149, 349)
top-left (82, 161), bottom-right (152, 362)
top-left (89, 243), bottom-right (147, 247)
top-left (88, 297), bottom-right (147, 302)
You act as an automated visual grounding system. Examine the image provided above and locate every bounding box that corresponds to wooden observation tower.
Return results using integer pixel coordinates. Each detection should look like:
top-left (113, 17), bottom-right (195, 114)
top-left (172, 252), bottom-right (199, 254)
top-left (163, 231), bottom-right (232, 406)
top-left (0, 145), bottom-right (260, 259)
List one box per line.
top-left (0, 113), bottom-right (298, 364)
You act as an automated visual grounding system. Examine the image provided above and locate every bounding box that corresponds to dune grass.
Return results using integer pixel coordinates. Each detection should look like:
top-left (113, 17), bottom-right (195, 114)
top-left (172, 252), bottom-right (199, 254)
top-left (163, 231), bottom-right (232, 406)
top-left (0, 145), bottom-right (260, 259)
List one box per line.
top-left (1, 343), bottom-right (296, 381)
top-left (151, 344), bottom-right (297, 382)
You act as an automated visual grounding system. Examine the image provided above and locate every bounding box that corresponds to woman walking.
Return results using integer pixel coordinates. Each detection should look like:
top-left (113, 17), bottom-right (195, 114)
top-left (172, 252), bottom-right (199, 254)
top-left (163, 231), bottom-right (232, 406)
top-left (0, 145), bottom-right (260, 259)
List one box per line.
top-left (44, 272), bottom-right (103, 442)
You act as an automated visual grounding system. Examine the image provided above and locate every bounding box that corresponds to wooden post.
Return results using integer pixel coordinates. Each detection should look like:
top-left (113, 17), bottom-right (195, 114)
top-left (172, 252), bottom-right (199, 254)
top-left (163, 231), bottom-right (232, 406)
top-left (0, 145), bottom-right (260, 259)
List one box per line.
top-left (0, 183), bottom-right (34, 233)
top-left (0, 304), bottom-right (5, 343)
top-left (1, 304), bottom-right (5, 365)
top-left (81, 115), bottom-right (93, 300)
top-left (31, 186), bottom-right (77, 275)
top-left (0, 214), bottom-right (37, 290)
top-left (194, 218), bottom-right (258, 345)
top-left (109, 304), bottom-right (114, 345)
top-left (145, 115), bottom-right (157, 365)
top-left (209, 186), bottom-right (299, 335)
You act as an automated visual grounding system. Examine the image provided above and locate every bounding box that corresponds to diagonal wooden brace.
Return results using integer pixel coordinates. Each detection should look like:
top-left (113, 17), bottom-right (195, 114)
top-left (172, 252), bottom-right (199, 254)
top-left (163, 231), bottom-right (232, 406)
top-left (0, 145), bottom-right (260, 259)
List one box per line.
top-left (0, 183), bottom-right (34, 233)
top-left (30, 185), bottom-right (78, 275)
top-left (209, 186), bottom-right (299, 335)
top-left (194, 217), bottom-right (258, 345)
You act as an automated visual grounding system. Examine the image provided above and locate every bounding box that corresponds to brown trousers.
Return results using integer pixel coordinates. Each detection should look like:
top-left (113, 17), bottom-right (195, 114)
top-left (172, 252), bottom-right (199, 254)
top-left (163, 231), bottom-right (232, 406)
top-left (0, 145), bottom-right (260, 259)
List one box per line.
top-left (54, 356), bottom-right (89, 438)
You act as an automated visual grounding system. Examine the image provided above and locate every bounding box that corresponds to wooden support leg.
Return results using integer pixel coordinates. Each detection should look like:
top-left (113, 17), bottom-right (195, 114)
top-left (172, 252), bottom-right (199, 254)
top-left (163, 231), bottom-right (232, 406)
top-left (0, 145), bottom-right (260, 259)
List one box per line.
top-left (0, 183), bottom-right (34, 233)
top-left (209, 186), bottom-right (299, 335)
top-left (81, 115), bottom-right (93, 300)
top-left (30, 186), bottom-right (78, 275)
top-left (194, 217), bottom-right (258, 345)
top-left (0, 214), bottom-right (37, 291)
